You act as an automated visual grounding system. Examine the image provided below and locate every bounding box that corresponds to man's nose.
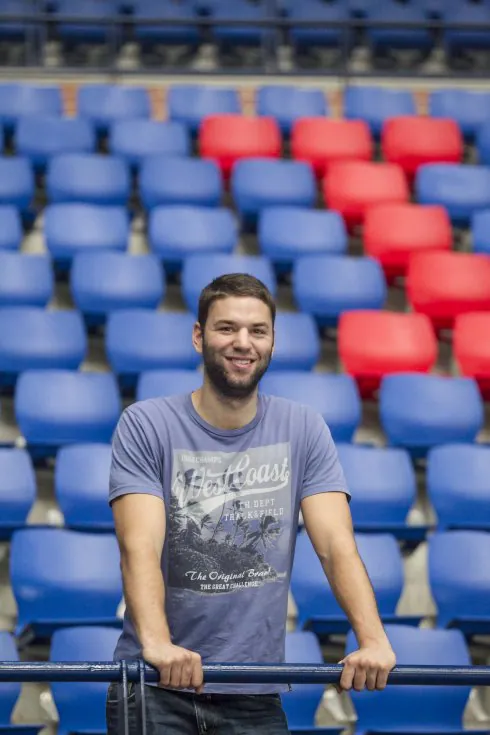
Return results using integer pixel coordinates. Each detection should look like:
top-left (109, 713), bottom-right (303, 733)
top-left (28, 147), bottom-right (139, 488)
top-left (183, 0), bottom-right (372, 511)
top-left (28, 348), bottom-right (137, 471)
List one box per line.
top-left (233, 328), bottom-right (252, 350)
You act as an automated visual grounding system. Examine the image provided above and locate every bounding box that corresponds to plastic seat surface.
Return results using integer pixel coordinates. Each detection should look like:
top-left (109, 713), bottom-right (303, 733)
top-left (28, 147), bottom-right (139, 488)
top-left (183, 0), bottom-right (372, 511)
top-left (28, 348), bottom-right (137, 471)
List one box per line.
top-left (292, 118), bottom-right (373, 179)
top-left (0, 253), bottom-right (53, 307)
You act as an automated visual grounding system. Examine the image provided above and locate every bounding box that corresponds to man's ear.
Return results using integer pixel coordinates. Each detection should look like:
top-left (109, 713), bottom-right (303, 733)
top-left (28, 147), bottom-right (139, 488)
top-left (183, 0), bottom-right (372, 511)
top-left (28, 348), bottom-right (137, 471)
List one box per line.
top-left (192, 321), bottom-right (203, 354)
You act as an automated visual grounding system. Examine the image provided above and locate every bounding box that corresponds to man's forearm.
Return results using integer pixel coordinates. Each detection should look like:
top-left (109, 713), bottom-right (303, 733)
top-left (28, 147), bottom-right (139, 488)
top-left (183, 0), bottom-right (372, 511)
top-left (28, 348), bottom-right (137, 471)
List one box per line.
top-left (120, 546), bottom-right (172, 649)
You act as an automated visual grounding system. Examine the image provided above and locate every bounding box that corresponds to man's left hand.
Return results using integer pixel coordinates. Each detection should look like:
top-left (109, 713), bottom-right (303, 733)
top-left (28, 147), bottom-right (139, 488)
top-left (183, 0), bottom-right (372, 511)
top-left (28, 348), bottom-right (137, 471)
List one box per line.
top-left (337, 642), bottom-right (396, 692)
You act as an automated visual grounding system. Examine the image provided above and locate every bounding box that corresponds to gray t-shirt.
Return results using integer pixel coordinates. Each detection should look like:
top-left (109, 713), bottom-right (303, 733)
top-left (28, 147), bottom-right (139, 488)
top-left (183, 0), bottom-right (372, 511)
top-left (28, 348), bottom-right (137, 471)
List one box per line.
top-left (109, 391), bottom-right (349, 694)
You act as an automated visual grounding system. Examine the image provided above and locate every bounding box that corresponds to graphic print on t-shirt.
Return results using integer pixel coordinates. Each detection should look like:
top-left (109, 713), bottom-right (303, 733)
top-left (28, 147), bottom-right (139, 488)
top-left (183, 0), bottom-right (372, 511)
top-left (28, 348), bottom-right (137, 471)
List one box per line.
top-left (168, 443), bottom-right (291, 594)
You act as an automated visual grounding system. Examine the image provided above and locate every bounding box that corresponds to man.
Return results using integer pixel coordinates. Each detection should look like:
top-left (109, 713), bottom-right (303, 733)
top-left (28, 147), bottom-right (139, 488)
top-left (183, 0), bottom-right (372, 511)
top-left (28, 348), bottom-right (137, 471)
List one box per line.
top-left (107, 273), bottom-right (396, 735)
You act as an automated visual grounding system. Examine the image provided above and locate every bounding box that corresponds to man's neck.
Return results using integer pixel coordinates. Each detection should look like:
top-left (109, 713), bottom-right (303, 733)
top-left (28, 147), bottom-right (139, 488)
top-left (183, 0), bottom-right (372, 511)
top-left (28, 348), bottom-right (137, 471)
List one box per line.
top-left (191, 381), bottom-right (259, 430)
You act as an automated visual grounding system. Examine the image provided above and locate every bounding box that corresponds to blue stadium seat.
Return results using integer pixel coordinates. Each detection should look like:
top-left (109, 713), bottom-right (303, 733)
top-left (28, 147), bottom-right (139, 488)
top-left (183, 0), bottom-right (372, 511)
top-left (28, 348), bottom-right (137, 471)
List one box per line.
top-left (336, 444), bottom-right (417, 538)
top-left (288, 0), bottom-right (350, 49)
top-left (109, 119), bottom-right (190, 170)
top-left (140, 156), bottom-right (223, 210)
top-left (0, 0), bottom-right (35, 44)
top-left (365, 1), bottom-right (433, 52)
top-left (346, 625), bottom-right (473, 732)
top-left (10, 528), bottom-right (122, 639)
top-left (15, 116), bottom-right (95, 171)
top-left (0, 630), bottom-right (43, 734)
top-left (268, 313), bottom-right (321, 372)
top-left (344, 86), bottom-right (417, 138)
top-left (256, 85), bottom-right (328, 136)
top-left (133, 0), bottom-right (199, 45)
top-left (47, 154), bottom-right (130, 206)
top-left (182, 254), bottom-right (277, 314)
top-left (0, 307), bottom-right (86, 382)
top-left (293, 255), bottom-right (387, 327)
top-left (167, 85), bottom-right (241, 135)
top-left (50, 627), bottom-right (122, 735)
top-left (137, 369), bottom-right (203, 402)
top-left (71, 252), bottom-right (165, 324)
top-left (15, 370), bottom-right (121, 451)
top-left (260, 372), bottom-right (361, 443)
top-left (0, 83), bottom-right (62, 134)
top-left (55, 444), bottom-right (113, 531)
top-left (231, 159), bottom-right (316, 222)
top-left (472, 209), bottom-right (490, 253)
top-left (149, 205), bottom-right (237, 271)
top-left (291, 533), bottom-right (414, 634)
top-left (476, 121), bottom-right (490, 166)
top-left (416, 164), bottom-right (490, 226)
top-left (0, 253), bottom-right (53, 307)
top-left (259, 207), bottom-right (347, 272)
top-left (77, 84), bottom-right (151, 136)
top-left (427, 444), bottom-right (490, 532)
top-left (106, 310), bottom-right (201, 382)
top-left (444, 2), bottom-right (490, 56)
top-left (210, 0), bottom-right (273, 46)
top-left (380, 374), bottom-right (484, 454)
top-left (0, 157), bottom-right (34, 210)
top-left (0, 206), bottom-right (22, 250)
top-left (429, 89), bottom-right (490, 141)
top-left (0, 448), bottom-right (36, 541)
top-left (52, 0), bottom-right (122, 43)
top-left (44, 204), bottom-right (129, 266)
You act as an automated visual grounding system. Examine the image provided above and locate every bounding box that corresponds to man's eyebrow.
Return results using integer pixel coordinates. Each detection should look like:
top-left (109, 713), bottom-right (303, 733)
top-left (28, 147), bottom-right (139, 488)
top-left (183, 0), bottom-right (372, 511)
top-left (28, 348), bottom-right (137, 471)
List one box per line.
top-left (213, 319), bottom-right (270, 328)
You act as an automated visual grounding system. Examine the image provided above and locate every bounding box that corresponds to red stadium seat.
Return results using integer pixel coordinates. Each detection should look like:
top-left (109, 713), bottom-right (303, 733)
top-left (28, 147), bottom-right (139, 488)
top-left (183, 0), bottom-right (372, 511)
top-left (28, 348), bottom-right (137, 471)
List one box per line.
top-left (363, 203), bottom-right (452, 281)
top-left (382, 117), bottom-right (463, 177)
top-left (291, 118), bottom-right (373, 179)
top-left (199, 114), bottom-right (281, 178)
top-left (338, 310), bottom-right (437, 398)
top-left (324, 161), bottom-right (409, 230)
top-left (454, 312), bottom-right (490, 398)
top-left (407, 251), bottom-right (490, 331)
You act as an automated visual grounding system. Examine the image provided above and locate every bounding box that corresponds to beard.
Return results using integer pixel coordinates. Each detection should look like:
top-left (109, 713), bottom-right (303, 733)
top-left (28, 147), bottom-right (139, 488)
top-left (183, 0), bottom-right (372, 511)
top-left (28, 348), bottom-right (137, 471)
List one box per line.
top-left (202, 338), bottom-right (273, 399)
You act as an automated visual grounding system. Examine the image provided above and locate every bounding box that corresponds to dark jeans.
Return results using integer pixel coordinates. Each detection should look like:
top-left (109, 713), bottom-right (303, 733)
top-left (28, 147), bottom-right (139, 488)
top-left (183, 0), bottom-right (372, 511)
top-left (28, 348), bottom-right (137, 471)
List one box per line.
top-left (106, 681), bottom-right (290, 735)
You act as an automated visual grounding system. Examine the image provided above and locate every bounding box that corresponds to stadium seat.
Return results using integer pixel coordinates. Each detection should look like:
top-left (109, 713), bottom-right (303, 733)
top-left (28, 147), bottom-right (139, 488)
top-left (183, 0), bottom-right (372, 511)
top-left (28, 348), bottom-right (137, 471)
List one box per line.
top-left (429, 531), bottom-right (490, 633)
top-left (0, 157), bottom-right (34, 210)
top-left (336, 444), bottom-right (417, 537)
top-left (472, 209), bottom-right (490, 253)
top-left (415, 164), bottom-right (490, 226)
top-left (0, 83), bottom-right (62, 134)
top-left (346, 625), bottom-right (473, 732)
top-left (15, 370), bottom-right (121, 450)
top-left (379, 374), bottom-right (484, 454)
top-left (137, 369), bottom-right (203, 402)
top-left (259, 207), bottom-right (347, 272)
top-left (15, 116), bottom-right (95, 171)
top-left (52, 0), bottom-right (121, 44)
top-left (55, 444), bottom-right (113, 531)
top-left (10, 528), bottom-right (122, 639)
top-left (291, 118), bottom-right (373, 179)
top-left (476, 121), bottom-right (490, 166)
top-left (0, 253), bottom-right (53, 307)
top-left (324, 161), bottom-right (409, 230)
top-left (268, 313), bottom-right (321, 372)
top-left (406, 251), bottom-right (490, 331)
top-left (427, 444), bottom-right (490, 532)
top-left (293, 255), bottom-right (387, 327)
top-left (50, 627), bottom-right (122, 735)
top-left (338, 311), bottom-right (437, 398)
top-left (44, 204), bottom-right (129, 266)
top-left (210, 0), bottom-right (274, 46)
top-left (106, 310), bottom-right (201, 381)
top-left (429, 89), bottom-right (490, 141)
top-left (454, 312), bottom-right (490, 398)
top-left (0, 448), bottom-right (36, 540)
top-left (0, 0), bottom-right (35, 45)
top-left (199, 115), bottom-right (281, 178)
top-left (288, 0), bottom-right (350, 50)
top-left (365, 1), bottom-right (433, 53)
top-left (231, 159), bottom-right (316, 221)
top-left (256, 85), bottom-right (328, 136)
top-left (444, 2), bottom-right (490, 57)
top-left (47, 154), bottom-right (130, 206)
top-left (182, 254), bottom-right (277, 314)
top-left (140, 156), bottom-right (223, 210)
top-left (148, 205), bottom-right (237, 271)
top-left (291, 532), bottom-right (411, 633)
top-left (0, 206), bottom-right (22, 250)
top-left (77, 84), bottom-right (151, 136)
top-left (167, 85), bottom-right (241, 135)
top-left (343, 85), bottom-right (416, 138)
top-left (132, 0), bottom-right (199, 45)
top-left (109, 119), bottom-right (190, 170)
top-left (260, 372), bottom-right (361, 442)
top-left (382, 117), bottom-right (463, 178)
top-left (363, 203), bottom-right (452, 281)
top-left (71, 252), bottom-right (165, 323)
top-left (0, 307), bottom-right (86, 381)
top-left (0, 630), bottom-right (42, 734)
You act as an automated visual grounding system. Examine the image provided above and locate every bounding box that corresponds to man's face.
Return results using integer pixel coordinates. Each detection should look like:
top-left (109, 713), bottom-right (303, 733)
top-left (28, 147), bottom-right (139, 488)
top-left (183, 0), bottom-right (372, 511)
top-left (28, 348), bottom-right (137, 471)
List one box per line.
top-left (193, 296), bottom-right (274, 399)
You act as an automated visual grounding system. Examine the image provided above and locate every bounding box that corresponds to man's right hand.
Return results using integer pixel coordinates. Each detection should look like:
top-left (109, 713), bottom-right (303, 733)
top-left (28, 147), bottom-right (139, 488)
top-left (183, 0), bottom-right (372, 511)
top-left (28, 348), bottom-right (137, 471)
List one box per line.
top-left (143, 643), bottom-right (204, 694)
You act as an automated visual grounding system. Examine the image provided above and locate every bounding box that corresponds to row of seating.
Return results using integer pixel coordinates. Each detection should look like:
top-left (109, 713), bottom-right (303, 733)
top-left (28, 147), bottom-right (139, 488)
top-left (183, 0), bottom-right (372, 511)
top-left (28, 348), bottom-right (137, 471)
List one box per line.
top-left (0, 624), bottom-right (477, 735)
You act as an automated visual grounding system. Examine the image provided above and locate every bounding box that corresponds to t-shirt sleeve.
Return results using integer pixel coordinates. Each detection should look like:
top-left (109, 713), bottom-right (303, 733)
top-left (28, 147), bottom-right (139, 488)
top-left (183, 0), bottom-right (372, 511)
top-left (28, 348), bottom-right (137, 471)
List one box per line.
top-left (109, 406), bottom-right (164, 505)
top-left (301, 409), bottom-right (350, 501)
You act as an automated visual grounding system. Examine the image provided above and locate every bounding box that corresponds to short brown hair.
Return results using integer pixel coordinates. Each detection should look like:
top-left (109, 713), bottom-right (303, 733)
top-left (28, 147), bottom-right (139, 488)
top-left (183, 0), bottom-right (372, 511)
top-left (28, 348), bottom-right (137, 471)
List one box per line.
top-left (198, 273), bottom-right (276, 329)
